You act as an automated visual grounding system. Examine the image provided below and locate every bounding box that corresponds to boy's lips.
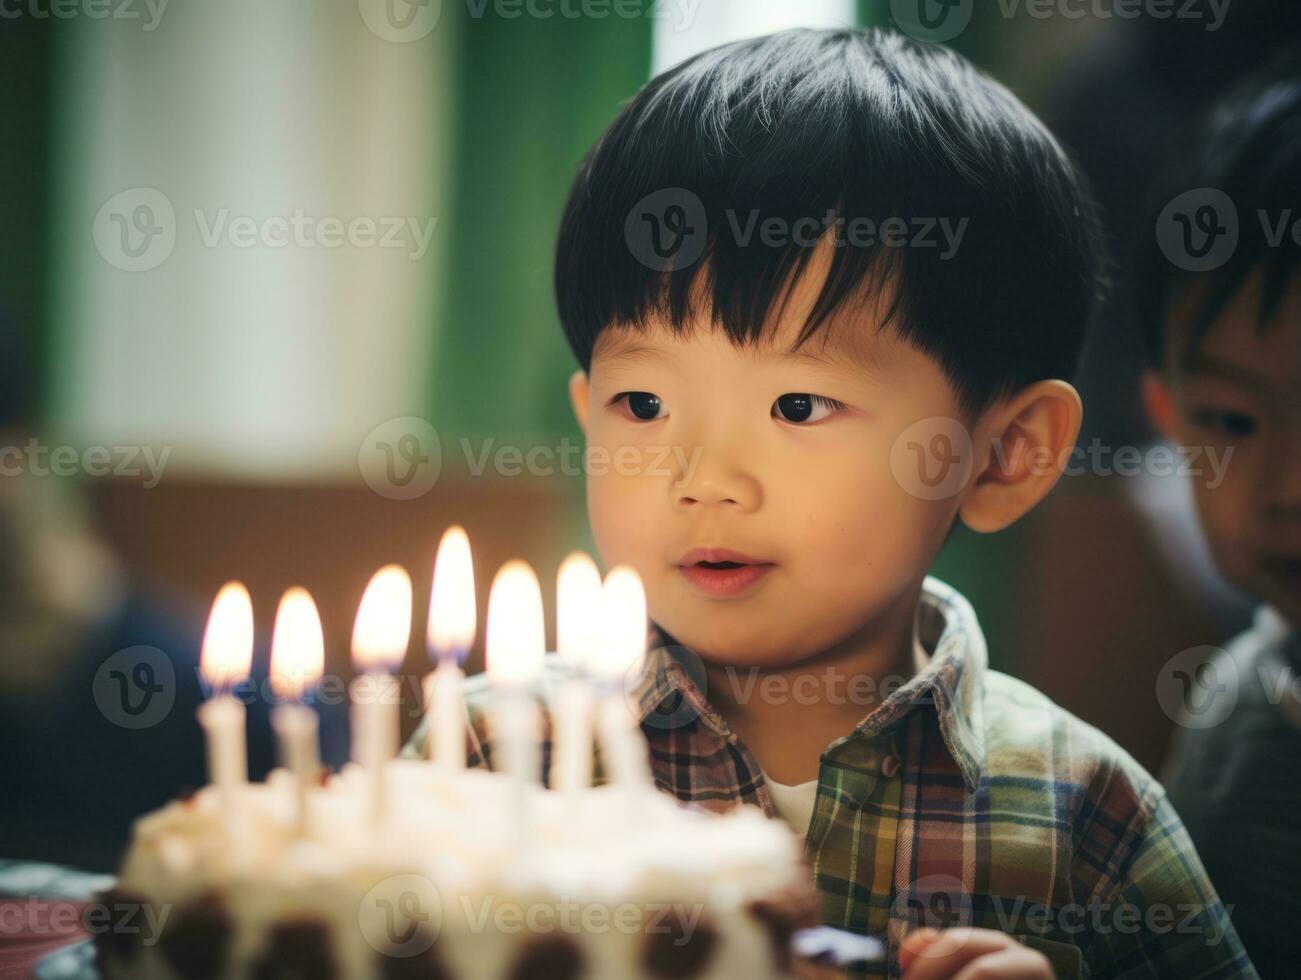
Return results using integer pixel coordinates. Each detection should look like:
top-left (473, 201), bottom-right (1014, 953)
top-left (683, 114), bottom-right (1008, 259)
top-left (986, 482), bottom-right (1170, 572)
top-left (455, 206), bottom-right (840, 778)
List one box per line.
top-left (676, 548), bottom-right (776, 597)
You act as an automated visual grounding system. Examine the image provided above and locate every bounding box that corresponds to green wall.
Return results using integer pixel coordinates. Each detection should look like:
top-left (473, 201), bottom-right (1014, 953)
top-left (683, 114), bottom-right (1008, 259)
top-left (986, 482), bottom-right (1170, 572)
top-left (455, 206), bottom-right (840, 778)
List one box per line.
top-left (0, 16), bottom-right (54, 418)
top-left (429, 3), bottom-right (653, 446)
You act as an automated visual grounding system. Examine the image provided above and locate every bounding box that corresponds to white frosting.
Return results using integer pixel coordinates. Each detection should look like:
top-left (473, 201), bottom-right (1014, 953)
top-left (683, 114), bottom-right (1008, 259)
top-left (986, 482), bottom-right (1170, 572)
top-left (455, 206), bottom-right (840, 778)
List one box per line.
top-left (109, 761), bottom-right (809, 979)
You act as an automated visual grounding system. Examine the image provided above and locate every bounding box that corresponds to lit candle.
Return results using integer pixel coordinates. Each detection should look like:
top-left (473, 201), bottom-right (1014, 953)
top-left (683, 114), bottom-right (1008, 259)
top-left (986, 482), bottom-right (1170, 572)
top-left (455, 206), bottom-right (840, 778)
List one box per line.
top-left (486, 561), bottom-right (545, 803)
top-left (425, 526), bottom-right (476, 770)
top-left (197, 582), bottom-right (254, 835)
top-left (551, 552), bottom-right (601, 791)
top-left (594, 566), bottom-right (653, 789)
top-left (269, 587), bottom-right (325, 834)
top-left (351, 565), bottom-right (411, 823)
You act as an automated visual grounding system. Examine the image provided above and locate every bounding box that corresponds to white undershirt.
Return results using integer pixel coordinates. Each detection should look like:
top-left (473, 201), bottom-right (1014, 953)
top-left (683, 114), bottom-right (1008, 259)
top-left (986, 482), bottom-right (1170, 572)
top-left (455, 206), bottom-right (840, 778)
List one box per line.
top-left (760, 620), bottom-right (933, 837)
top-left (763, 774), bottom-right (820, 836)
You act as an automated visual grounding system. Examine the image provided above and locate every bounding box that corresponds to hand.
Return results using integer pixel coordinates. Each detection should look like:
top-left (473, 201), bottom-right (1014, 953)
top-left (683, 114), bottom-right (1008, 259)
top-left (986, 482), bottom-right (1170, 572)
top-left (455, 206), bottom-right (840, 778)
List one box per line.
top-left (900, 927), bottom-right (1054, 980)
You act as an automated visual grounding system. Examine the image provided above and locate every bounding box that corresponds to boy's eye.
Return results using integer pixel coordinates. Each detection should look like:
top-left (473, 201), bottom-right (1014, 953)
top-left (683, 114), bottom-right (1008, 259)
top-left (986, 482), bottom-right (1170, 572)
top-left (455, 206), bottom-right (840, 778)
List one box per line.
top-left (773, 393), bottom-right (845, 425)
top-left (612, 391), bottom-right (666, 422)
top-left (1188, 406), bottom-right (1258, 438)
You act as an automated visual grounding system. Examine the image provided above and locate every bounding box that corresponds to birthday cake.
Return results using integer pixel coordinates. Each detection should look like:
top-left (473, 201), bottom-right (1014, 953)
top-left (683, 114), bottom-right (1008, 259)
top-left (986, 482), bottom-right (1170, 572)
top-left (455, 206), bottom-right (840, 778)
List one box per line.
top-left (94, 760), bottom-right (820, 979)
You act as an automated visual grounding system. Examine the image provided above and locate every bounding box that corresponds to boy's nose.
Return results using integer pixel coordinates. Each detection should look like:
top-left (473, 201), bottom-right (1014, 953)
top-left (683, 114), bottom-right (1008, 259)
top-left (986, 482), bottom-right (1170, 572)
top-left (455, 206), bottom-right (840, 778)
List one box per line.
top-left (673, 464), bottom-right (761, 513)
top-left (1264, 417), bottom-right (1301, 515)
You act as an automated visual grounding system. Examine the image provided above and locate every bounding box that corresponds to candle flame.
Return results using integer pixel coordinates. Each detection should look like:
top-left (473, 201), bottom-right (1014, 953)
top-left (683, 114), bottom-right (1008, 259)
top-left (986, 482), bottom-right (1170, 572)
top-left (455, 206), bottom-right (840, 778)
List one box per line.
top-left (200, 582), bottom-right (254, 692)
top-left (352, 564), bottom-right (412, 673)
top-left (428, 525), bottom-right (476, 663)
top-left (486, 560), bottom-right (545, 687)
top-left (595, 566), bottom-right (648, 684)
top-left (270, 587), bottom-right (325, 700)
top-left (557, 551), bottom-right (602, 672)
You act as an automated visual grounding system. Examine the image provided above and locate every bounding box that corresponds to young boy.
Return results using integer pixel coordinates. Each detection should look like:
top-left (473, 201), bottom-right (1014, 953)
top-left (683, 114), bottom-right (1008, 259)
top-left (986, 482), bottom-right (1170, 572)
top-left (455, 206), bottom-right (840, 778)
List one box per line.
top-left (1139, 53), bottom-right (1301, 980)
top-left (409, 29), bottom-right (1254, 979)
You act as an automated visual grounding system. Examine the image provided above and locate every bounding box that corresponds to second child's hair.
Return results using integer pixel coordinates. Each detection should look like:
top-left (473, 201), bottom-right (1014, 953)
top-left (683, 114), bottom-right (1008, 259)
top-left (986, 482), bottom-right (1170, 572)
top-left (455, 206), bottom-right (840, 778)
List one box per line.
top-left (555, 28), bottom-right (1107, 416)
top-left (1136, 48), bottom-right (1301, 366)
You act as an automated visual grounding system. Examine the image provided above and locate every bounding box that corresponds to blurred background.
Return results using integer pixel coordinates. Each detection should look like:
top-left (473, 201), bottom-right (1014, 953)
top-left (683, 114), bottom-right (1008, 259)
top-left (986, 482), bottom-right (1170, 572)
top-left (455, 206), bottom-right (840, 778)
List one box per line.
top-left (2, 0), bottom-right (1299, 869)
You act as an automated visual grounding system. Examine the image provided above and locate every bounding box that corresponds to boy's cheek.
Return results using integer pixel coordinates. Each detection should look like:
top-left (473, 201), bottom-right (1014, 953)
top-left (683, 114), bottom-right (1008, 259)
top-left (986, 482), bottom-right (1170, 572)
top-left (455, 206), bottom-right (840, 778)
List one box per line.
top-left (804, 460), bottom-right (957, 557)
top-left (1187, 465), bottom-right (1263, 597)
top-left (586, 470), bottom-right (660, 564)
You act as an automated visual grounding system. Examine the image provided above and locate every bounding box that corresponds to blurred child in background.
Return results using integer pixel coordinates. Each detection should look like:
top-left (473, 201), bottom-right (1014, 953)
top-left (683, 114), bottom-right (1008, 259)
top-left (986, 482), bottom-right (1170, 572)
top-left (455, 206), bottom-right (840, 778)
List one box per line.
top-left (1138, 52), bottom-right (1301, 980)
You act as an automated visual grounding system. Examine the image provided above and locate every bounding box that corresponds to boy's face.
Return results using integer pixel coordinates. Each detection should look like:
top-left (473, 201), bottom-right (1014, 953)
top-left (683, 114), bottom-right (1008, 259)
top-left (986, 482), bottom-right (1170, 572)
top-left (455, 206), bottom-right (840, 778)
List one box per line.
top-left (568, 264), bottom-right (969, 669)
top-left (1148, 274), bottom-right (1301, 626)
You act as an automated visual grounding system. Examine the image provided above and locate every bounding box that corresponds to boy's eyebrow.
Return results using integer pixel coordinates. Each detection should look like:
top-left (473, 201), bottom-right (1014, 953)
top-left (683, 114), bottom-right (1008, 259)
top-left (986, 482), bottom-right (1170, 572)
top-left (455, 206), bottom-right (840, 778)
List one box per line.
top-left (785, 346), bottom-right (871, 371)
top-left (594, 335), bottom-right (883, 375)
top-left (593, 336), bottom-right (670, 365)
top-left (1177, 351), bottom-right (1270, 389)
top-left (785, 333), bottom-right (888, 377)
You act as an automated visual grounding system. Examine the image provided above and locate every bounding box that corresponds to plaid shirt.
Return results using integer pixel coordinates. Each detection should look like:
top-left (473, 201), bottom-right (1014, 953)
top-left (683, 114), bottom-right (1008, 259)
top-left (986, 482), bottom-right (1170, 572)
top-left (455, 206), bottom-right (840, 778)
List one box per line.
top-left (403, 577), bottom-right (1256, 979)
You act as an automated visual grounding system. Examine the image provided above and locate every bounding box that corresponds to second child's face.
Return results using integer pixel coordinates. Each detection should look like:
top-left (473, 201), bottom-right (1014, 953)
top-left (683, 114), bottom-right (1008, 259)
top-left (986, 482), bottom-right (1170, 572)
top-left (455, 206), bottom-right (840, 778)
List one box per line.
top-left (570, 272), bottom-right (967, 669)
top-left (1156, 275), bottom-right (1301, 625)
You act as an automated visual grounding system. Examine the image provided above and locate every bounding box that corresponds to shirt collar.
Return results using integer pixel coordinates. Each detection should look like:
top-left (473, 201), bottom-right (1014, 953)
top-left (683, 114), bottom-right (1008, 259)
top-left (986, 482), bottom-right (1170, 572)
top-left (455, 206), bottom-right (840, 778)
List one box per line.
top-left (1255, 604), bottom-right (1296, 644)
top-left (633, 576), bottom-right (988, 791)
top-left (1253, 604), bottom-right (1301, 687)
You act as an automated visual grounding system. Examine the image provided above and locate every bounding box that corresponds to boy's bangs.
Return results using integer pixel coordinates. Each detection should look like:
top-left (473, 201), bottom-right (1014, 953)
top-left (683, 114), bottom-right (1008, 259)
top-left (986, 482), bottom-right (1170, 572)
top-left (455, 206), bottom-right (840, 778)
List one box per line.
top-left (610, 215), bottom-right (908, 358)
top-left (557, 28), bottom-right (1106, 415)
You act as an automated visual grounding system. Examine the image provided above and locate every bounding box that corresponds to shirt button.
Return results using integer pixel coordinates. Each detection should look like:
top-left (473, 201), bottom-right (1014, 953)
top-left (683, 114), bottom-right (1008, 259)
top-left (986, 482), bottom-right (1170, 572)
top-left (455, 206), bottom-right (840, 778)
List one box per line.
top-left (881, 755), bottom-right (900, 778)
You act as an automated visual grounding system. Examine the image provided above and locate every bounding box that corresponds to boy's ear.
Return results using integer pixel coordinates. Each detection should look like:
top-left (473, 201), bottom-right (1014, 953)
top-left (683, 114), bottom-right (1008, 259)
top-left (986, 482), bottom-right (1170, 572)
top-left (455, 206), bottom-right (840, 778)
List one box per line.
top-left (958, 380), bottom-right (1083, 534)
top-left (1141, 370), bottom-right (1179, 444)
top-left (568, 369), bottom-right (591, 435)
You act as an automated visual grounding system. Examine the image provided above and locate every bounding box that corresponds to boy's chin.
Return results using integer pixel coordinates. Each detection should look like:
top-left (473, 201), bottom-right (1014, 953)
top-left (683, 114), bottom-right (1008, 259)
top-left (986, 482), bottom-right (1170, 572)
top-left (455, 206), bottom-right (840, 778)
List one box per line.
top-left (659, 623), bottom-right (819, 671)
top-left (1260, 575), bottom-right (1301, 628)
top-left (1225, 559), bottom-right (1301, 628)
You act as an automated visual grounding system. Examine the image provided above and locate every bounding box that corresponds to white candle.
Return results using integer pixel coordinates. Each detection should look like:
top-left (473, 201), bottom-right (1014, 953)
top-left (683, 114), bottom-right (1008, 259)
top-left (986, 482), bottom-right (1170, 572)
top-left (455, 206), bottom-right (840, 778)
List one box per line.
top-left (197, 694), bottom-right (246, 814)
top-left (551, 681), bottom-right (594, 791)
top-left (425, 526), bottom-right (476, 771)
top-left (198, 582), bottom-right (254, 835)
top-left (351, 673), bottom-right (400, 818)
top-left (271, 702), bottom-right (319, 833)
top-left (351, 565), bottom-right (412, 822)
top-left (428, 658), bottom-right (467, 770)
top-left (552, 552), bottom-right (602, 791)
top-left (597, 691), bottom-right (652, 786)
top-left (486, 561), bottom-right (546, 806)
top-left (270, 586), bottom-right (325, 834)
top-left (493, 685), bottom-right (542, 792)
top-left (594, 566), bottom-right (653, 790)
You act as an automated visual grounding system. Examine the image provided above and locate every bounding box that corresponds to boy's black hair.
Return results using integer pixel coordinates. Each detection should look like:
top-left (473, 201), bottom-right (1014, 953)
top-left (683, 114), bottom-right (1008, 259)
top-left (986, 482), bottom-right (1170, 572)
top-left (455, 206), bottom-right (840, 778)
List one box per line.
top-left (554, 28), bottom-right (1107, 416)
top-left (1136, 48), bottom-right (1301, 367)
